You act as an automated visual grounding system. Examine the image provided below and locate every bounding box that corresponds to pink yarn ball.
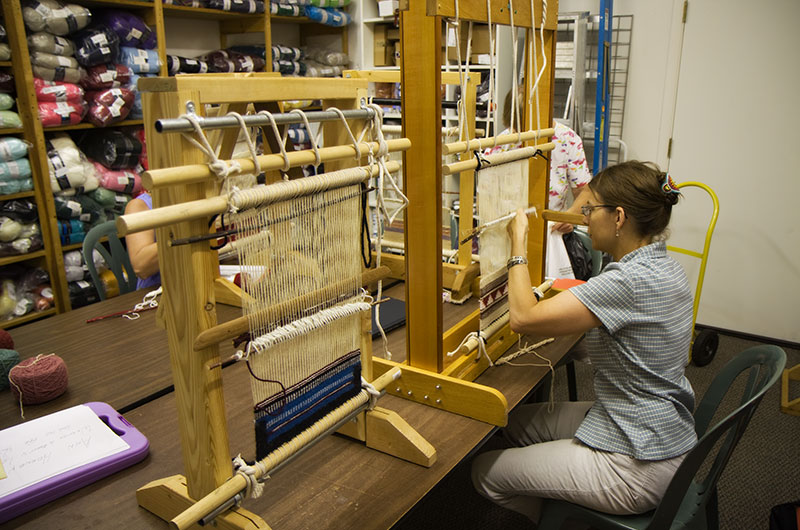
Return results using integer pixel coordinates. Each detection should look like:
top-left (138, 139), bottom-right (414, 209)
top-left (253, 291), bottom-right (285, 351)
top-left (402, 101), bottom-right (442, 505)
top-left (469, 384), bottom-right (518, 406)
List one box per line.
top-left (9, 354), bottom-right (68, 405)
top-left (0, 329), bottom-right (13, 350)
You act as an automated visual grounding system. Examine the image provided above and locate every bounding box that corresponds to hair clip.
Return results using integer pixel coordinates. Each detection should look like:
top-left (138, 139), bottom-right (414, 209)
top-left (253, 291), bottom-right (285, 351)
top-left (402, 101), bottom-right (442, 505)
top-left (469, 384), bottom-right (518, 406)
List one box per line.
top-left (662, 173), bottom-right (681, 194)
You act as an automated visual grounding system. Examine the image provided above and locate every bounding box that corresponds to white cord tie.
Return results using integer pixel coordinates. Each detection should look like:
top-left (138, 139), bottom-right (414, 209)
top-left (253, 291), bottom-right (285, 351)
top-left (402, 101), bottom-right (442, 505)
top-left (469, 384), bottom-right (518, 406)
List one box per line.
top-left (233, 454), bottom-right (268, 500)
top-left (123, 286), bottom-right (162, 320)
top-left (361, 377), bottom-right (382, 410)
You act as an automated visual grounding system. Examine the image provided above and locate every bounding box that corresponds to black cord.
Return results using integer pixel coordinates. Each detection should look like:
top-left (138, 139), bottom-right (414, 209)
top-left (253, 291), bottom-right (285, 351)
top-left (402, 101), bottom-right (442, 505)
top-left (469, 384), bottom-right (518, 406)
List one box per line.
top-left (209, 213), bottom-right (230, 250)
top-left (360, 182), bottom-right (373, 268)
top-left (473, 149), bottom-right (492, 171)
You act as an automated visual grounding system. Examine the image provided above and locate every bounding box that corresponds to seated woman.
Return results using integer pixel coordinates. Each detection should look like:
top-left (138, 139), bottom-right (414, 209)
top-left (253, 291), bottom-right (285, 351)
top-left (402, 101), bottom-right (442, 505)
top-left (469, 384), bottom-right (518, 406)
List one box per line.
top-left (471, 161), bottom-right (695, 522)
top-left (124, 192), bottom-right (160, 289)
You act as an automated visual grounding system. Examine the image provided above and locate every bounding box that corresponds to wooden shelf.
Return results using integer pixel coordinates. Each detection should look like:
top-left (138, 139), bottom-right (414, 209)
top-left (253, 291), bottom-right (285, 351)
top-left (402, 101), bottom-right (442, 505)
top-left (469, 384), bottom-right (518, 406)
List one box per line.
top-left (0, 249), bottom-right (46, 267)
top-left (0, 190), bottom-right (36, 201)
top-left (70, 0), bottom-right (155, 9)
top-left (0, 61), bottom-right (12, 67)
top-left (0, 127), bottom-right (24, 135)
top-left (0, 307), bottom-right (57, 329)
top-left (164, 4), bottom-right (264, 20)
top-left (41, 119), bottom-right (145, 132)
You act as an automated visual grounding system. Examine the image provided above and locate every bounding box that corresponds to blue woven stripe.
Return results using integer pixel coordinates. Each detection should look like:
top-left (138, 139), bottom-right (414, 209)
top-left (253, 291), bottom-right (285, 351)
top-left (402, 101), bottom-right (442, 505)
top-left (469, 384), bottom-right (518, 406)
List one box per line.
top-left (254, 353), bottom-right (361, 458)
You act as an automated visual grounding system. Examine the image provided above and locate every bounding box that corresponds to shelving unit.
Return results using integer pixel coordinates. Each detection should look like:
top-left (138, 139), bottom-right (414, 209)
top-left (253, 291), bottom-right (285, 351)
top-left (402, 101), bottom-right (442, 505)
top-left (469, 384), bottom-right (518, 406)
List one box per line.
top-left (0, 0), bottom-right (368, 324)
top-left (1, 0), bottom-right (70, 327)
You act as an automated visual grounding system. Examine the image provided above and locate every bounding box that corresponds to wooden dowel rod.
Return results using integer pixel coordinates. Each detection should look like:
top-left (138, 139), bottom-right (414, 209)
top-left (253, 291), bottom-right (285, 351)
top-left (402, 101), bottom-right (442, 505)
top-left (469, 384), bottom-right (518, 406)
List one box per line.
top-left (442, 142), bottom-right (555, 176)
top-left (442, 127), bottom-right (554, 155)
top-left (194, 266), bottom-right (392, 351)
top-left (171, 367), bottom-right (402, 530)
top-left (144, 138), bottom-right (411, 189)
top-left (118, 162), bottom-right (400, 236)
top-left (541, 209), bottom-right (585, 225)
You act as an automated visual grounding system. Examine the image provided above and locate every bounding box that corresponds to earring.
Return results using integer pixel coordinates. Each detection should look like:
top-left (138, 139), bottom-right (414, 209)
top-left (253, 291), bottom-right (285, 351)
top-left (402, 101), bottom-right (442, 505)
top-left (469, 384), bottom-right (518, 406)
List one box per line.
top-left (615, 229), bottom-right (620, 237)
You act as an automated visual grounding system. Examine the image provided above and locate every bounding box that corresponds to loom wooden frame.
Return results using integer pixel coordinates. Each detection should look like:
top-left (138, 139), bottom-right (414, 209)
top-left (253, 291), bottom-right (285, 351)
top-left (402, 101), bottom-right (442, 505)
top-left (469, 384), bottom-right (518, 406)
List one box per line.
top-left (121, 74), bottom-right (435, 530)
top-left (363, 0), bottom-right (560, 428)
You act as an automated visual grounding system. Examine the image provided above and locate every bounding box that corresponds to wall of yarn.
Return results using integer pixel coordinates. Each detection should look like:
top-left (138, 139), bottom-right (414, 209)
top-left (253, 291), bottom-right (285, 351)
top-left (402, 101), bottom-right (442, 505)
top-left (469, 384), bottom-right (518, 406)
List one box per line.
top-left (63, 248), bottom-right (110, 307)
top-left (0, 265), bottom-right (53, 321)
top-left (0, 198), bottom-right (43, 259)
top-left (44, 127), bottom-right (144, 306)
top-left (0, 329), bottom-right (69, 409)
top-left (269, 0), bottom-right (352, 28)
top-left (22, 0), bottom-right (162, 128)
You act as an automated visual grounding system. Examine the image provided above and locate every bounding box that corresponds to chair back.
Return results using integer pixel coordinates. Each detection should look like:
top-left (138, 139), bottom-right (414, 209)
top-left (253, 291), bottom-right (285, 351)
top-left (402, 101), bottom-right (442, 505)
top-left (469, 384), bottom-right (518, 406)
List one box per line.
top-left (572, 227), bottom-right (603, 277)
top-left (82, 220), bottom-right (138, 300)
top-left (647, 345), bottom-right (786, 529)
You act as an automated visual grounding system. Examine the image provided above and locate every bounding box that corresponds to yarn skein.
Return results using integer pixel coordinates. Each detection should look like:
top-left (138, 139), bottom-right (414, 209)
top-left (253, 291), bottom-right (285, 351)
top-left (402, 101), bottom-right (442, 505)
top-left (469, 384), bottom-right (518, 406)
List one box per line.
top-left (9, 353), bottom-right (68, 412)
top-left (0, 328), bottom-right (14, 349)
top-left (0, 348), bottom-right (20, 391)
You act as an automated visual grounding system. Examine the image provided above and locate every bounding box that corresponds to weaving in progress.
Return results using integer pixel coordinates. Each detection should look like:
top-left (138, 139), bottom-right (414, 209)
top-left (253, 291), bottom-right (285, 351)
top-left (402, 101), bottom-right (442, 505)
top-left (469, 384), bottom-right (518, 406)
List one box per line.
top-left (477, 156), bottom-right (528, 340)
top-left (229, 169), bottom-right (370, 458)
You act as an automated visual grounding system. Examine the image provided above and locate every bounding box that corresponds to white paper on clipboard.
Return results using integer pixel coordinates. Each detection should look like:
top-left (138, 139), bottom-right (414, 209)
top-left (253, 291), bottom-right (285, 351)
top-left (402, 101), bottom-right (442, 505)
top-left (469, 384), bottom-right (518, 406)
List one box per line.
top-left (0, 405), bottom-right (129, 498)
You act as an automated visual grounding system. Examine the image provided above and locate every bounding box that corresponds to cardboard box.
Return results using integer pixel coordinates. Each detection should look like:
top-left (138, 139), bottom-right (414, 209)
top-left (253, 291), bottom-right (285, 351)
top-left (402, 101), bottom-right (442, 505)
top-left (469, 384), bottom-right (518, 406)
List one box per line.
top-left (377, 0), bottom-right (398, 17)
top-left (373, 24), bottom-right (389, 66)
top-left (446, 24), bottom-right (491, 62)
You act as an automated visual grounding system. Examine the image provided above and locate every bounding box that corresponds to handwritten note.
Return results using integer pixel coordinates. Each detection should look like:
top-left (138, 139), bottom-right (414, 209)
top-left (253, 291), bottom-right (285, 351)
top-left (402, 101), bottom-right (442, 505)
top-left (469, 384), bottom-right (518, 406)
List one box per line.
top-left (0, 405), bottom-right (129, 498)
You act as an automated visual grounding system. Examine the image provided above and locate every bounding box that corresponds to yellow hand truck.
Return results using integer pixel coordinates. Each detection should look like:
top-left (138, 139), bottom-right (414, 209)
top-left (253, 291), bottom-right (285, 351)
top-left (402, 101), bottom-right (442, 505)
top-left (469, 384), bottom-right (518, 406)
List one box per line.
top-left (667, 181), bottom-right (720, 366)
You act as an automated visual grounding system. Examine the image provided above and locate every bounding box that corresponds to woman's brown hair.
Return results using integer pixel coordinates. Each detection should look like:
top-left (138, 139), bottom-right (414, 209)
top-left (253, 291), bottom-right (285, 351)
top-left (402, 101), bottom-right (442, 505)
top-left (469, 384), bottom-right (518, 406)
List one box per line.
top-left (589, 160), bottom-right (680, 240)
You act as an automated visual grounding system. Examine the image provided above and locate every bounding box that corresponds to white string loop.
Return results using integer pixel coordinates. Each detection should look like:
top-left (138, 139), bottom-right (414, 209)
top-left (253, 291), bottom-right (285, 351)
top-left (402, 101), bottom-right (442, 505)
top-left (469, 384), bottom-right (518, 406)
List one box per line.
top-left (232, 454), bottom-right (268, 500)
top-left (289, 109), bottom-right (322, 168)
top-left (257, 110), bottom-right (291, 176)
top-left (123, 286), bottom-right (162, 320)
top-left (361, 377), bottom-right (382, 410)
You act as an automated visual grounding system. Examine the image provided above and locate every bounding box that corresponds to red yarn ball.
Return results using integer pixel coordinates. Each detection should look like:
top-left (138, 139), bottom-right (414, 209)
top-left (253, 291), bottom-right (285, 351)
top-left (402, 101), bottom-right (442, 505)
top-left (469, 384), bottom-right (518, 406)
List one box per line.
top-left (9, 354), bottom-right (68, 405)
top-left (0, 329), bottom-right (13, 350)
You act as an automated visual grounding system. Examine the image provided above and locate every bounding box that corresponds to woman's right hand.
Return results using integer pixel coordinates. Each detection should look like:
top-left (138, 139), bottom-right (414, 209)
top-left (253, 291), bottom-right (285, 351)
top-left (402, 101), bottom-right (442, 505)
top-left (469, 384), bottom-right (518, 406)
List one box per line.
top-left (507, 208), bottom-right (529, 246)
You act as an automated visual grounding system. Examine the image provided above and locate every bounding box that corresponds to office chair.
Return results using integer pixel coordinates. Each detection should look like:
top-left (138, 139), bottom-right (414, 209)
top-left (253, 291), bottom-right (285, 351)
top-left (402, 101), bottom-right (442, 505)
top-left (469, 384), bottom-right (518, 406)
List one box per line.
top-left (538, 344), bottom-right (787, 530)
top-left (82, 220), bottom-right (138, 300)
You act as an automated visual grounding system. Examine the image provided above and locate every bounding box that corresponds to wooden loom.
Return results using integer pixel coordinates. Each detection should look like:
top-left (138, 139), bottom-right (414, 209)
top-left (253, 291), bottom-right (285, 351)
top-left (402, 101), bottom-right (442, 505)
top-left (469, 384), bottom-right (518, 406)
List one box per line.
top-left (118, 74), bottom-right (435, 530)
top-left (342, 68), bottom-right (483, 302)
top-left (363, 0), bottom-right (584, 427)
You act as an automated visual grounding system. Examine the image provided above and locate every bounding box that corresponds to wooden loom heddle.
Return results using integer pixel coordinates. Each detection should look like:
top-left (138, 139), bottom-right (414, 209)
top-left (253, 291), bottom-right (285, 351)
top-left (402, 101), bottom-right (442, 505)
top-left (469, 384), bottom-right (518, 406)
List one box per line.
top-left (121, 74), bottom-right (435, 530)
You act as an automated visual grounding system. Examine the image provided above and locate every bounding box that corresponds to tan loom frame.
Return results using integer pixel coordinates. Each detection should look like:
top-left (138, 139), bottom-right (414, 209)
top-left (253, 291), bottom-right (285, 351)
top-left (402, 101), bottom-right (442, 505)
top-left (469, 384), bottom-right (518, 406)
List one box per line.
top-left (356, 0), bottom-right (567, 428)
top-left (118, 74), bottom-right (435, 530)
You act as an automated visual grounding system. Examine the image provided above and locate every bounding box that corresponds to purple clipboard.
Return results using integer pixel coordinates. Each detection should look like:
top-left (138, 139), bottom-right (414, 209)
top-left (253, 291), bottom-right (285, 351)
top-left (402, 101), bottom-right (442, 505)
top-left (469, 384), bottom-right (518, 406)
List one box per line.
top-left (0, 401), bottom-right (149, 524)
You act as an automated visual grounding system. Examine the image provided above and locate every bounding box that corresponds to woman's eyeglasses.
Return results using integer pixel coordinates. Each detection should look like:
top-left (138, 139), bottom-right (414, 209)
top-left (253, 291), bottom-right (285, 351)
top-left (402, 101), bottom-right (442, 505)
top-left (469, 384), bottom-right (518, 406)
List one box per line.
top-left (580, 204), bottom-right (615, 216)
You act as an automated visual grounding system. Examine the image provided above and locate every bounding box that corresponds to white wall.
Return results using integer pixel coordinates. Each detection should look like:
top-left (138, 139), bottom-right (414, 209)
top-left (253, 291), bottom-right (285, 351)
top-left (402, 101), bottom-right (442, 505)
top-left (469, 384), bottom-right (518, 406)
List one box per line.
top-left (559, 0), bottom-right (800, 342)
top-left (668, 0), bottom-right (800, 343)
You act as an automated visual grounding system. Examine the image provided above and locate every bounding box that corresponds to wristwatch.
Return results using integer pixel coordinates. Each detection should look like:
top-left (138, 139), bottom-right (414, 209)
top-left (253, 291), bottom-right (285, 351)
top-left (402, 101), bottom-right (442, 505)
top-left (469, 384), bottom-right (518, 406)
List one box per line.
top-left (507, 255), bottom-right (528, 270)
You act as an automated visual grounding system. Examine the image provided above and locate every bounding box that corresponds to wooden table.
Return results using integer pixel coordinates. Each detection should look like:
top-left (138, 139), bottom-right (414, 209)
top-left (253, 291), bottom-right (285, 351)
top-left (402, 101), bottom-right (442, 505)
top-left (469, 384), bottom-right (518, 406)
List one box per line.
top-left (1, 285), bottom-right (581, 529)
top-left (0, 289), bottom-right (241, 430)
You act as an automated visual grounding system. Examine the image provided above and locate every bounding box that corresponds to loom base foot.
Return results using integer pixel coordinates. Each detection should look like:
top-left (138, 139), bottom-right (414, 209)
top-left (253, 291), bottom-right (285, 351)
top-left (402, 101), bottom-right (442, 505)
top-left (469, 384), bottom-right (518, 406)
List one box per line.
top-left (365, 406), bottom-right (437, 467)
top-left (373, 357), bottom-right (509, 426)
top-left (214, 277), bottom-right (246, 307)
top-left (449, 262), bottom-right (480, 303)
top-left (137, 474), bottom-right (270, 530)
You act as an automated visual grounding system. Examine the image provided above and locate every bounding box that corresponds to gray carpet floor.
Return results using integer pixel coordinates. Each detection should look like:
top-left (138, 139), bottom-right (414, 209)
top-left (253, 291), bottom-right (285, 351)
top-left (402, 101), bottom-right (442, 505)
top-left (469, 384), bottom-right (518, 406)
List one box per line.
top-left (391, 330), bottom-right (800, 530)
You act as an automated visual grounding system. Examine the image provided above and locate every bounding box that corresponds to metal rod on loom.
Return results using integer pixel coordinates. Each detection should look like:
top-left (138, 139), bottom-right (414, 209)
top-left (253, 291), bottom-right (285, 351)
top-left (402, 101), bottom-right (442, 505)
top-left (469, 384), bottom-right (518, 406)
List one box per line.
top-left (143, 137), bottom-right (411, 189)
top-left (442, 127), bottom-right (555, 155)
top-left (379, 239), bottom-right (480, 262)
top-left (155, 107), bottom-right (377, 133)
top-left (171, 367), bottom-right (404, 530)
top-left (199, 396), bottom-right (374, 526)
top-left (117, 161), bottom-right (401, 236)
top-left (443, 143), bottom-right (555, 176)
